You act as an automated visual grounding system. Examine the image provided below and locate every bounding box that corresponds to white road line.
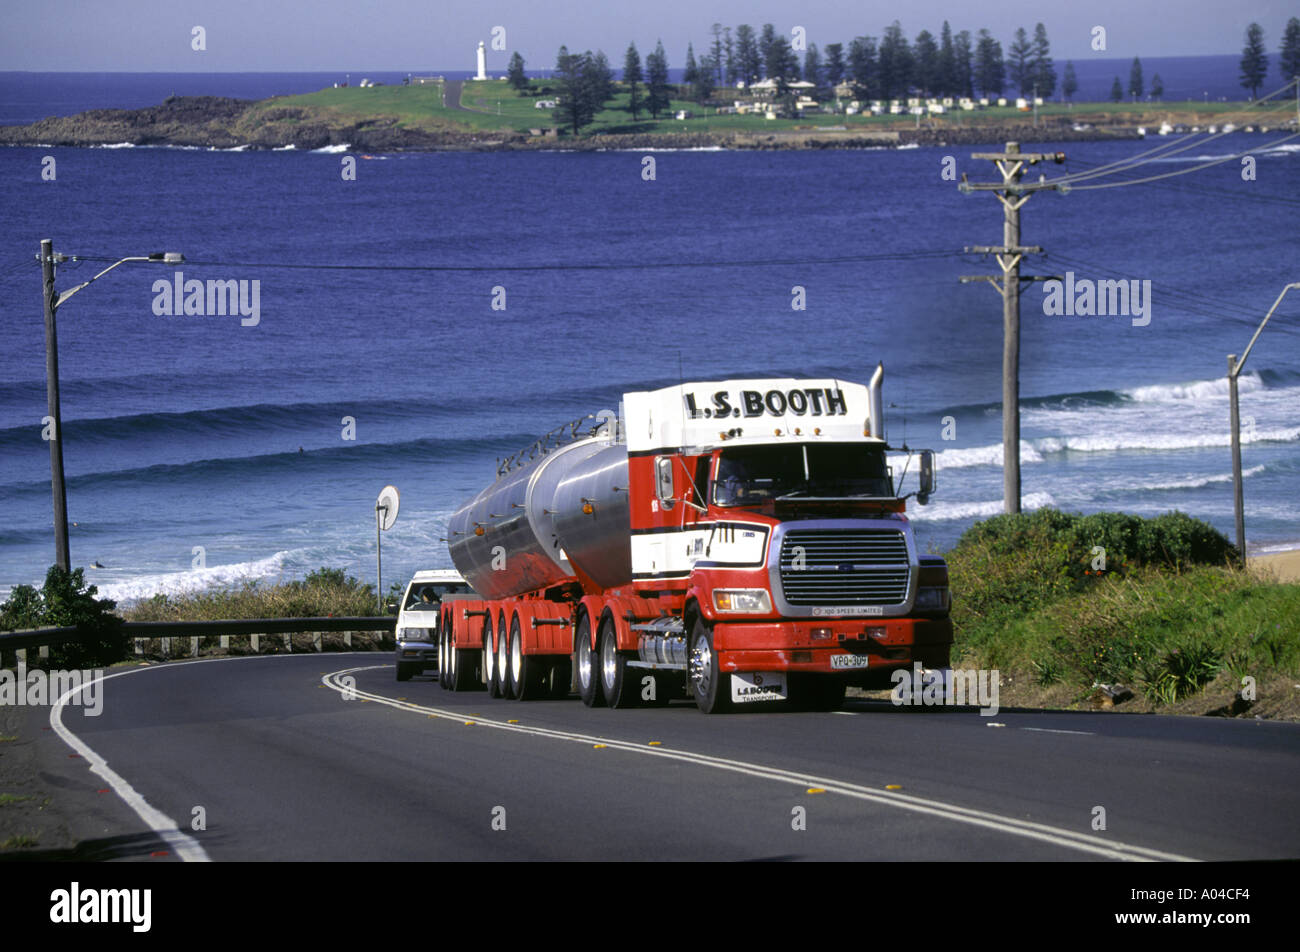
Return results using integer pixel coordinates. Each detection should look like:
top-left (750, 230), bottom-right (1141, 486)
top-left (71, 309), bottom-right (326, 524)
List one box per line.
top-left (48, 652), bottom-right (374, 863)
top-left (1021, 727), bottom-right (1095, 735)
top-left (324, 665), bottom-right (1198, 863)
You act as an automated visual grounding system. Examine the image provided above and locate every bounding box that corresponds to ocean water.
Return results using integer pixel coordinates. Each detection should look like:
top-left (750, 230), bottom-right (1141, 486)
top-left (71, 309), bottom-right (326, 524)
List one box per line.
top-left (0, 71), bottom-right (1297, 603)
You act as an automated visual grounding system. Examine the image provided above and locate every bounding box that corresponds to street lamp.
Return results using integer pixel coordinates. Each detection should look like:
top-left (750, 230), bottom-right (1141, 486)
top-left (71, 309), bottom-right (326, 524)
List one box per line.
top-left (1226, 281), bottom-right (1300, 558)
top-left (39, 239), bottom-right (184, 571)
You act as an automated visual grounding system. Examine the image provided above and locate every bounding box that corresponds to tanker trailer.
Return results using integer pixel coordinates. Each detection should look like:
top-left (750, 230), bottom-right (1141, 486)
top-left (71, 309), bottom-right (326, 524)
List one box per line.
top-left (441, 366), bottom-right (953, 713)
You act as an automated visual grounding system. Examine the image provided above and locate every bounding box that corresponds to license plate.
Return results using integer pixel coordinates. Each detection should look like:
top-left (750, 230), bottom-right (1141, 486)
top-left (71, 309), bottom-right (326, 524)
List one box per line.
top-left (830, 653), bottom-right (871, 670)
top-left (730, 672), bottom-right (787, 703)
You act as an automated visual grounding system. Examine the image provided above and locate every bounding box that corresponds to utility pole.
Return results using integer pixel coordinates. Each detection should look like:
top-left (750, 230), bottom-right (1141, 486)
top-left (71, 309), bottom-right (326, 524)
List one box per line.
top-left (40, 238), bottom-right (70, 571)
top-left (1227, 281), bottom-right (1300, 558)
top-left (959, 142), bottom-right (1065, 513)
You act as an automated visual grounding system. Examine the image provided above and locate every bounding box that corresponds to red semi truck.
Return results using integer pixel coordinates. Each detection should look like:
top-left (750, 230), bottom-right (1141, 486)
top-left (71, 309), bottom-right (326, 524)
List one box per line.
top-left (436, 366), bottom-right (953, 713)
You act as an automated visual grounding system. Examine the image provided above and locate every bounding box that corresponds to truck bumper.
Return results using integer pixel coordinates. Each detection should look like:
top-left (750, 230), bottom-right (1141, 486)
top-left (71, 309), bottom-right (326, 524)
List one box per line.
top-left (712, 617), bottom-right (953, 683)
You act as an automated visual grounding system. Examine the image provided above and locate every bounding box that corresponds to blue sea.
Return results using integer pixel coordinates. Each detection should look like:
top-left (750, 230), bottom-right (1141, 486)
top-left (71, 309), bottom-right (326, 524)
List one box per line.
top-left (1, 68), bottom-right (1297, 603)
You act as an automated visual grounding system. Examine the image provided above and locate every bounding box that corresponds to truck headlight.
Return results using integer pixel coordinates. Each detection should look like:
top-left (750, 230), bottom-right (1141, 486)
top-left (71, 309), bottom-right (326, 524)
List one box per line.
top-left (712, 589), bottom-right (772, 613)
top-left (914, 588), bottom-right (950, 612)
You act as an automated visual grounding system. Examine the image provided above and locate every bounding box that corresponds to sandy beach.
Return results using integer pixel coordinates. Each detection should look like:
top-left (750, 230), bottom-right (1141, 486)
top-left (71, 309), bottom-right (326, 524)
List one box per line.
top-left (1249, 548), bottom-right (1300, 583)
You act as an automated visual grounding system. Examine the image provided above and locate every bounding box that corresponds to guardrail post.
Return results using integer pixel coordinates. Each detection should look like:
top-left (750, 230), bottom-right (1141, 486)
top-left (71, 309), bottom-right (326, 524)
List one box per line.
top-left (344, 630), bottom-right (352, 649)
top-left (161, 636), bottom-right (171, 656)
top-left (251, 632), bottom-right (260, 652)
top-left (15, 648), bottom-right (26, 668)
top-left (220, 635), bottom-right (229, 650)
top-left (190, 636), bottom-right (199, 657)
top-left (134, 638), bottom-right (143, 657)
top-left (283, 633), bottom-right (292, 653)
top-left (38, 645), bottom-right (49, 661)
top-left (313, 631), bottom-right (322, 652)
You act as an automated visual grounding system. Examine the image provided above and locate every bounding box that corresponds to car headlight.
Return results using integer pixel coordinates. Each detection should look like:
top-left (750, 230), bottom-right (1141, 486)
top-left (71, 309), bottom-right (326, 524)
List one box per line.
top-left (399, 627), bottom-right (429, 640)
top-left (712, 589), bottom-right (773, 613)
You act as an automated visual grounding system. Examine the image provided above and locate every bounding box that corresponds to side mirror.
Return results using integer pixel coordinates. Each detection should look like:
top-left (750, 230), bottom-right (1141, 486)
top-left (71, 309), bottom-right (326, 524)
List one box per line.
top-left (917, 449), bottom-right (935, 505)
top-left (655, 456), bottom-right (675, 510)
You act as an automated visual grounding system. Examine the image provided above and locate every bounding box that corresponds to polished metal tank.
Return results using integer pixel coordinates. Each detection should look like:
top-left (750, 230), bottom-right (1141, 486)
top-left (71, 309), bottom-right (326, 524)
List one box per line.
top-left (447, 436), bottom-right (632, 600)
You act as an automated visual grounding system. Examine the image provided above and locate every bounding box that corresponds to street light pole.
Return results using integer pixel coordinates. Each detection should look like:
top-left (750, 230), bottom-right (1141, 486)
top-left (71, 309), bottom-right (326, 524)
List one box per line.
top-left (1227, 281), bottom-right (1300, 558)
top-left (38, 240), bottom-right (184, 572)
top-left (40, 239), bottom-right (70, 571)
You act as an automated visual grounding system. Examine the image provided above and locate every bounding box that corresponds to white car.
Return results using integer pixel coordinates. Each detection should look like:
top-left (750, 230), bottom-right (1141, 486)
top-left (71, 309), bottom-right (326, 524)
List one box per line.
top-left (395, 569), bottom-right (472, 681)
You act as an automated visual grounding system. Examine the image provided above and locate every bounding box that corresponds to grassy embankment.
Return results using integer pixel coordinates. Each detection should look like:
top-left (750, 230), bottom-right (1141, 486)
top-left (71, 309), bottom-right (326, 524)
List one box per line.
top-left (941, 509), bottom-right (1300, 718)
top-left (259, 79), bottom-right (1286, 139)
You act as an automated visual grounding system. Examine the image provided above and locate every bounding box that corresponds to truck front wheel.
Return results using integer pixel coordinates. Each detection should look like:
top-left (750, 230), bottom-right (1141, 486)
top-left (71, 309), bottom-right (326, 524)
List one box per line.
top-left (688, 618), bottom-right (730, 714)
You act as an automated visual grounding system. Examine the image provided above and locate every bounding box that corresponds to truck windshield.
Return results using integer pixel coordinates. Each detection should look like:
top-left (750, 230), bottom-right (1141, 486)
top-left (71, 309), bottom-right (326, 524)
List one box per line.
top-left (712, 443), bottom-right (892, 506)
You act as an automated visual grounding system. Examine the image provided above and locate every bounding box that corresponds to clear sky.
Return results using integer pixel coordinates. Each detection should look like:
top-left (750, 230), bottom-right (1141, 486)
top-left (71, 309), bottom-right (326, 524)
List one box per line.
top-left (1, 0), bottom-right (1294, 71)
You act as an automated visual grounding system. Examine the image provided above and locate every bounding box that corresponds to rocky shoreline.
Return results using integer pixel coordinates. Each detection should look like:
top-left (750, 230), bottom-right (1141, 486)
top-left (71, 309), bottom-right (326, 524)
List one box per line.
top-left (0, 94), bottom-right (1151, 152)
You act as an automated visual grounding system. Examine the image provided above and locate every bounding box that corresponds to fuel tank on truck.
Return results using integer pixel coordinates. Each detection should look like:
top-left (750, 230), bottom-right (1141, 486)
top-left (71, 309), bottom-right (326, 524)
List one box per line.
top-left (447, 435), bottom-right (633, 601)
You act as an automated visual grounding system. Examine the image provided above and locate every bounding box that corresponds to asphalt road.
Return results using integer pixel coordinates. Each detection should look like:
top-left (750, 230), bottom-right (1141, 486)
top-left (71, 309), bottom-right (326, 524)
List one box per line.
top-left (37, 653), bottom-right (1300, 861)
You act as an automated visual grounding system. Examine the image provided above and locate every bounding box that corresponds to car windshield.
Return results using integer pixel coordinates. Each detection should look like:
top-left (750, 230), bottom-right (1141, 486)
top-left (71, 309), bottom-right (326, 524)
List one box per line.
top-left (712, 443), bottom-right (892, 505)
top-left (404, 587), bottom-right (439, 610)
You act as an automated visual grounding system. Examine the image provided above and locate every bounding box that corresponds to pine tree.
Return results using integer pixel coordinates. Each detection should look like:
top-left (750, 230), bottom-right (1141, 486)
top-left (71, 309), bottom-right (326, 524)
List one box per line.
top-left (1129, 57), bottom-right (1144, 100)
top-left (1109, 76), bottom-right (1123, 102)
top-left (804, 44), bottom-right (823, 90)
top-left (624, 43), bottom-right (643, 119)
top-left (710, 23), bottom-right (725, 87)
top-left (684, 43), bottom-right (699, 93)
top-left (913, 30), bottom-right (940, 96)
top-left (554, 47), bottom-right (597, 135)
top-left (646, 40), bottom-right (671, 118)
top-left (734, 24), bottom-right (761, 85)
top-left (760, 24), bottom-right (777, 78)
top-left (1282, 17), bottom-right (1300, 82)
top-left (1031, 23), bottom-right (1056, 98)
top-left (506, 52), bottom-right (528, 93)
top-left (848, 35), bottom-right (877, 99)
top-left (723, 27), bottom-right (736, 86)
top-left (878, 21), bottom-right (913, 100)
top-left (824, 43), bottom-right (846, 87)
top-left (1062, 61), bottom-right (1077, 102)
top-left (1240, 23), bottom-right (1267, 98)
top-left (938, 22), bottom-right (957, 98)
top-left (954, 30), bottom-right (974, 98)
top-left (694, 53), bottom-right (716, 102)
top-left (1008, 27), bottom-right (1032, 96)
top-left (1151, 73), bottom-right (1164, 100)
top-left (974, 29), bottom-right (1004, 97)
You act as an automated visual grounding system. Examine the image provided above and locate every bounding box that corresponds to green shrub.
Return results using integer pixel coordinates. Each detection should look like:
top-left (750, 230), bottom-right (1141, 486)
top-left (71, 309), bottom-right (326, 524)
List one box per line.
top-left (0, 566), bottom-right (126, 668)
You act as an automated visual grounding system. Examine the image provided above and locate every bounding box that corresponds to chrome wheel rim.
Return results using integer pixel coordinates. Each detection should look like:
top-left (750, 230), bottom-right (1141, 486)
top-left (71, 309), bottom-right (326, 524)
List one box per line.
top-left (690, 635), bottom-right (712, 697)
top-left (578, 632), bottom-right (593, 690)
top-left (511, 623), bottom-right (522, 687)
top-left (483, 621), bottom-right (495, 683)
top-left (601, 628), bottom-right (617, 692)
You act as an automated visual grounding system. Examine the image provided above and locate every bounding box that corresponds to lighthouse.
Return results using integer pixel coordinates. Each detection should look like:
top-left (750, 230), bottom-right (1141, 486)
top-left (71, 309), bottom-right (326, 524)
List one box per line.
top-left (475, 41), bottom-right (487, 80)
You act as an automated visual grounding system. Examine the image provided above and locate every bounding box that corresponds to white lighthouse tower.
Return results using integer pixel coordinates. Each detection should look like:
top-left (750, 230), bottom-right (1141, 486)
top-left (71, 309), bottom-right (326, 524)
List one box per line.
top-left (475, 41), bottom-right (487, 80)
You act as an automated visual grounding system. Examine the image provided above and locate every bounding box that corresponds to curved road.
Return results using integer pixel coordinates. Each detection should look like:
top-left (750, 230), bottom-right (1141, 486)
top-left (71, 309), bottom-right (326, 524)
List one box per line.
top-left (35, 653), bottom-right (1300, 861)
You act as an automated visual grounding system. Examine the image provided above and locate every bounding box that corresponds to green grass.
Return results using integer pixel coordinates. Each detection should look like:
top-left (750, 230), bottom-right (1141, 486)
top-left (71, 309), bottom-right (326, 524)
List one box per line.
top-left (252, 80), bottom-right (1289, 142)
top-left (945, 508), bottom-right (1298, 706)
top-left (122, 568), bottom-right (378, 622)
top-left (0, 834), bottom-right (39, 849)
top-left (0, 794), bottom-right (36, 807)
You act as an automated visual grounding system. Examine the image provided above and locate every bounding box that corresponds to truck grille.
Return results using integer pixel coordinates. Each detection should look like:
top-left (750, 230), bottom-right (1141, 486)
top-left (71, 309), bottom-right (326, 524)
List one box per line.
top-left (778, 530), bottom-right (911, 606)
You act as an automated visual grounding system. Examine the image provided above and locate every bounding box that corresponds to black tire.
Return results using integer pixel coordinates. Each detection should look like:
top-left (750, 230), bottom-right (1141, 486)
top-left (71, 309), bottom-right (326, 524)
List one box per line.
top-left (599, 616), bottom-right (638, 709)
top-left (576, 613), bottom-right (605, 708)
top-left (688, 617), bottom-right (730, 714)
top-left (509, 614), bottom-right (545, 700)
top-left (483, 616), bottom-right (501, 698)
top-left (439, 626), bottom-right (450, 689)
top-left (396, 661), bottom-right (415, 682)
top-left (497, 611), bottom-right (515, 699)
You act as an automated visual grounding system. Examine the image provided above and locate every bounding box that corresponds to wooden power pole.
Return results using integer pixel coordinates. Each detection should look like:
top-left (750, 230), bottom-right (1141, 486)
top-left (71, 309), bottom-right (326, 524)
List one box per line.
top-left (40, 238), bottom-right (71, 571)
top-left (960, 141), bottom-right (1065, 514)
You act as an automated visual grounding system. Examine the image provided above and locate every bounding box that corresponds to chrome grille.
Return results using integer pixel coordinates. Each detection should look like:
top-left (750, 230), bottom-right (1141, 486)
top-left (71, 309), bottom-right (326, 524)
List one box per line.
top-left (779, 530), bottom-right (910, 606)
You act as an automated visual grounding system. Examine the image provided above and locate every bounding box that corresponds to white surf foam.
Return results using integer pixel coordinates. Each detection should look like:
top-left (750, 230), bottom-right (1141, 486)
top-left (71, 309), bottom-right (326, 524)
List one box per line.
top-left (908, 491), bottom-right (1056, 521)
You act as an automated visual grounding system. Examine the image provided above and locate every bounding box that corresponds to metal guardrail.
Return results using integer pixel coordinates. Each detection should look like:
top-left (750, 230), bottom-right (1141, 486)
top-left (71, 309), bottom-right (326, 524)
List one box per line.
top-left (0, 616), bottom-right (396, 664)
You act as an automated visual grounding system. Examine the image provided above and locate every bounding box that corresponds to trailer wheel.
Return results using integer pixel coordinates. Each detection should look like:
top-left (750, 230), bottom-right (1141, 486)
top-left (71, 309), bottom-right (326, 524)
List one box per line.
top-left (688, 618), bottom-right (730, 714)
top-left (509, 614), bottom-right (544, 700)
top-left (599, 617), bottom-right (637, 709)
top-left (451, 648), bottom-right (478, 692)
top-left (483, 616), bottom-right (501, 698)
top-left (576, 613), bottom-right (605, 708)
top-left (497, 611), bottom-right (515, 699)
top-left (439, 627), bottom-right (450, 689)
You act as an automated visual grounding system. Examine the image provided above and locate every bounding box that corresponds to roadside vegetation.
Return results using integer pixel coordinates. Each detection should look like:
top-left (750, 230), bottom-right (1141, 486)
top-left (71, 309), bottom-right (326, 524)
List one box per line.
top-left (945, 509), bottom-right (1300, 716)
top-left (121, 567), bottom-right (380, 622)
